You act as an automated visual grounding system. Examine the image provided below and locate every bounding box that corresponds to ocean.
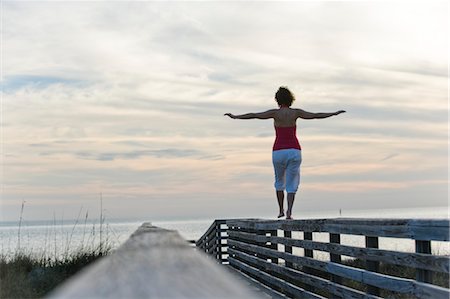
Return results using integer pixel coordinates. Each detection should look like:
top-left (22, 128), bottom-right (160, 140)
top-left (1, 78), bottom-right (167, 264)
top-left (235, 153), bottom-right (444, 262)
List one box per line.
top-left (1, 206), bottom-right (448, 260)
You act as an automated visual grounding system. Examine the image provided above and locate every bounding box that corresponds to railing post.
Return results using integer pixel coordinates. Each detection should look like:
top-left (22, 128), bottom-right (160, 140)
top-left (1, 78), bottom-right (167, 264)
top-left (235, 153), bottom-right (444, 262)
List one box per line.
top-left (303, 231), bottom-right (314, 292)
top-left (416, 240), bottom-right (433, 283)
top-left (228, 224), bottom-right (237, 262)
top-left (269, 230), bottom-right (278, 264)
top-left (329, 233), bottom-right (342, 299)
top-left (256, 229), bottom-right (270, 261)
top-left (284, 230), bottom-right (293, 268)
top-left (304, 231), bottom-right (313, 258)
top-left (247, 227), bottom-right (259, 259)
top-left (215, 221), bottom-right (221, 262)
top-left (365, 236), bottom-right (380, 296)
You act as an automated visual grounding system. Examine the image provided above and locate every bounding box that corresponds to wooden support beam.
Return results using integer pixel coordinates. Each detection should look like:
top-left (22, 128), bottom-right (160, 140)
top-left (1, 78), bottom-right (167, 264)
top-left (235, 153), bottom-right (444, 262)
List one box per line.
top-left (284, 230), bottom-right (293, 268)
top-left (416, 240), bottom-right (433, 283)
top-left (330, 233), bottom-right (342, 299)
top-left (365, 236), bottom-right (380, 296)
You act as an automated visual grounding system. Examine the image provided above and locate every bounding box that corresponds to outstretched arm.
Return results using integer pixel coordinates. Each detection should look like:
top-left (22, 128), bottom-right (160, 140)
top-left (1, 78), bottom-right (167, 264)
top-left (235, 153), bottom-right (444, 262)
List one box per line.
top-left (297, 109), bottom-right (346, 119)
top-left (224, 109), bottom-right (277, 120)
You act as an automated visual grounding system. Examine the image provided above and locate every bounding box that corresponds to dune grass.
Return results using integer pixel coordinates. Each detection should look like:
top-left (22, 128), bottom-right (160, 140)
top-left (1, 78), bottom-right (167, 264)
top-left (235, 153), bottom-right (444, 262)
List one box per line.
top-left (1, 201), bottom-right (115, 299)
top-left (0, 246), bottom-right (110, 299)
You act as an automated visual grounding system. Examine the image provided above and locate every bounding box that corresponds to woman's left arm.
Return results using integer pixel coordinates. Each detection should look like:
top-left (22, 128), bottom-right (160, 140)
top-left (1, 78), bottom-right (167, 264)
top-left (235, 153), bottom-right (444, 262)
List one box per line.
top-left (224, 109), bottom-right (277, 119)
top-left (296, 109), bottom-right (346, 119)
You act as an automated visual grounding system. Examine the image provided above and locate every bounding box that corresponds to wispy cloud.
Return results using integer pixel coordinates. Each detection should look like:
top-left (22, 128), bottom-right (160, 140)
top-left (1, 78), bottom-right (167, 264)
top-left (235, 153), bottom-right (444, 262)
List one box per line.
top-left (3, 1), bottom-right (447, 220)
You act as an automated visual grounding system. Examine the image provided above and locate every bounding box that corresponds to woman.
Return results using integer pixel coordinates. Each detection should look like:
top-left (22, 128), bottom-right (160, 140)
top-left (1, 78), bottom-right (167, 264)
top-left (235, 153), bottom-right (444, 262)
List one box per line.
top-left (224, 87), bottom-right (345, 219)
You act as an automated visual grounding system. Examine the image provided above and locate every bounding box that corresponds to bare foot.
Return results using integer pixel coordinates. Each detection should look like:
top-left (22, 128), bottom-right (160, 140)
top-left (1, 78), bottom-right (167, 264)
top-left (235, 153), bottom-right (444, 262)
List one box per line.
top-left (277, 212), bottom-right (285, 218)
top-left (286, 213), bottom-right (293, 220)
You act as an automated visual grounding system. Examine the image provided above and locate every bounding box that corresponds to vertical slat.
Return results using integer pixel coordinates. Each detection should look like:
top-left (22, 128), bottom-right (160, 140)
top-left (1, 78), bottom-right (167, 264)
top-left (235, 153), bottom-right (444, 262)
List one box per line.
top-left (247, 227), bottom-right (259, 259)
top-left (416, 240), bottom-right (433, 283)
top-left (329, 233), bottom-right (342, 299)
top-left (303, 232), bottom-right (314, 292)
top-left (365, 236), bottom-right (380, 296)
top-left (304, 232), bottom-right (313, 258)
top-left (269, 230), bottom-right (278, 264)
top-left (227, 225), bottom-right (236, 262)
top-left (284, 230), bottom-right (293, 268)
top-left (256, 229), bottom-right (270, 261)
top-left (220, 222), bottom-right (228, 263)
top-left (215, 221), bottom-right (221, 262)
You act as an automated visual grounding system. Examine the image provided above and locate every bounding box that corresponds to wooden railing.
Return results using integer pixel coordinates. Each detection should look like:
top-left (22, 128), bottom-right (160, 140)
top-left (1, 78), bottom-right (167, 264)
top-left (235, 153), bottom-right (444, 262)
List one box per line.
top-left (48, 223), bottom-right (258, 299)
top-left (197, 218), bottom-right (450, 299)
top-left (195, 218), bottom-right (257, 263)
top-left (196, 219), bottom-right (228, 262)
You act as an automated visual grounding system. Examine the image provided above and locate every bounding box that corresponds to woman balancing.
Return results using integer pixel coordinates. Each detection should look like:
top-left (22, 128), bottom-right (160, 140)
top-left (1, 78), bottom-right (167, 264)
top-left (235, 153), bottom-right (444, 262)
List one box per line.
top-left (225, 87), bottom-right (345, 220)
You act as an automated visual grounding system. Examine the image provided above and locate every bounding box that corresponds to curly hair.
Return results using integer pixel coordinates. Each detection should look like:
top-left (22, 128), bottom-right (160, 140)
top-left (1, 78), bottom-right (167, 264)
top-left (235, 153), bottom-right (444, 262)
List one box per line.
top-left (275, 87), bottom-right (295, 107)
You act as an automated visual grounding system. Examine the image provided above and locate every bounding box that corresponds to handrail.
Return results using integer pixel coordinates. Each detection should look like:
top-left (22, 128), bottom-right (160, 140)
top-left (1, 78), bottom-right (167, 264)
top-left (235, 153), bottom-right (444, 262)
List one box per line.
top-left (47, 223), bottom-right (258, 299)
top-left (197, 218), bottom-right (450, 299)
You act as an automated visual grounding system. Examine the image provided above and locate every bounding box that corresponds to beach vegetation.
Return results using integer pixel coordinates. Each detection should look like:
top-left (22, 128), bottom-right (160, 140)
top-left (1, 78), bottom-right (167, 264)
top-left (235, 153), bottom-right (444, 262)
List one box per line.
top-left (0, 201), bottom-right (114, 298)
top-left (0, 245), bottom-right (111, 298)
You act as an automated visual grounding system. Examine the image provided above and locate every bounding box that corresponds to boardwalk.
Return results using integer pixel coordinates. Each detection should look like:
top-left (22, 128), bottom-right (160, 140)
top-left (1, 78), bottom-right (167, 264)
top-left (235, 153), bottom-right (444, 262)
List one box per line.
top-left (197, 218), bottom-right (450, 299)
top-left (48, 218), bottom-right (450, 299)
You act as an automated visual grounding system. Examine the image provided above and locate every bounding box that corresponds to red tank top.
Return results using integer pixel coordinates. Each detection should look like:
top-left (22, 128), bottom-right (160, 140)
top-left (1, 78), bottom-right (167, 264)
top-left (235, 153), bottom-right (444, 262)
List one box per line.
top-left (273, 126), bottom-right (301, 151)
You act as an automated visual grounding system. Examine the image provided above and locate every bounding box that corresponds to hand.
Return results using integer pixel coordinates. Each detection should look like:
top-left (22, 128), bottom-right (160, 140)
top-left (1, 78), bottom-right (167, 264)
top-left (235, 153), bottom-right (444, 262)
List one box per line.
top-left (335, 110), bottom-right (346, 116)
top-left (224, 113), bottom-right (236, 119)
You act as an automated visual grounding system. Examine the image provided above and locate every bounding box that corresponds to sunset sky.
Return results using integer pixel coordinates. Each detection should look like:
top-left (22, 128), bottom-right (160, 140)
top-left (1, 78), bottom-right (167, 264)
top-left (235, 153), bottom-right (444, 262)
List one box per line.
top-left (2, 1), bottom-right (448, 221)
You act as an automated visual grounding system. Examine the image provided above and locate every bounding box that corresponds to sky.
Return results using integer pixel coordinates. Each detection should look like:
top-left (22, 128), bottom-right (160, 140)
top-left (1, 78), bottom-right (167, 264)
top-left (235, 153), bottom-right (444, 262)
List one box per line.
top-left (1, 1), bottom-right (448, 222)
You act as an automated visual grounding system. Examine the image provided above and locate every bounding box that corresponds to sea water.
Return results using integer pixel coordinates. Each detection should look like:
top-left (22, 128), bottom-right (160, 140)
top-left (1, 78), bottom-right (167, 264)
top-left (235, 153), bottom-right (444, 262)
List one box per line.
top-left (0, 218), bottom-right (214, 259)
top-left (1, 206), bottom-right (448, 259)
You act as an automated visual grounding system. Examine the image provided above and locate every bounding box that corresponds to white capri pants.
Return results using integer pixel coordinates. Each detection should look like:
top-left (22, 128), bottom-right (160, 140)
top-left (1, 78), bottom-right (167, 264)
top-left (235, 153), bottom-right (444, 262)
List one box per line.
top-left (272, 149), bottom-right (302, 193)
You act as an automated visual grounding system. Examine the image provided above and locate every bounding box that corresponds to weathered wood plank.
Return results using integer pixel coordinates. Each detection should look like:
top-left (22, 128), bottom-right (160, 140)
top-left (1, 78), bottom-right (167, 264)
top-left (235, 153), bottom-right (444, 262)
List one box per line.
top-left (228, 239), bottom-right (450, 298)
top-left (226, 219), bottom-right (450, 241)
top-left (229, 256), bottom-right (325, 299)
top-left (48, 223), bottom-right (258, 299)
top-left (228, 248), bottom-right (382, 299)
top-left (229, 239), bottom-right (331, 277)
top-left (227, 218), bottom-right (450, 229)
top-left (225, 265), bottom-right (289, 299)
top-left (227, 230), bottom-right (450, 273)
top-left (325, 263), bottom-right (450, 298)
top-left (328, 264), bottom-right (450, 299)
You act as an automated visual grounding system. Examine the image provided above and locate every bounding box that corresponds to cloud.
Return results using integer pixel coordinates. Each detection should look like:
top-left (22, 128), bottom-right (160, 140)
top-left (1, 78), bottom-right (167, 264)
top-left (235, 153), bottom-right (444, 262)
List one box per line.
top-left (3, 75), bottom-right (86, 92)
top-left (2, 1), bottom-right (447, 221)
top-left (73, 148), bottom-right (223, 161)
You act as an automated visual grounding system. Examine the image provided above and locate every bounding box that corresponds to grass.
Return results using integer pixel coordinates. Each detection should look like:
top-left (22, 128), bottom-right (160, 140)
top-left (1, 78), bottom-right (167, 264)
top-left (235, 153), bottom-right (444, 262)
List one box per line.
top-left (0, 200), bottom-right (115, 298)
top-left (0, 246), bottom-right (110, 298)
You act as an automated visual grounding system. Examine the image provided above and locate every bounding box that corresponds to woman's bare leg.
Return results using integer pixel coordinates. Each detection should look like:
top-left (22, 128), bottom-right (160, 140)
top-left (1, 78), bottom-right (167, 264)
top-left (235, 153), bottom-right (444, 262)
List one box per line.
top-left (286, 193), bottom-right (296, 219)
top-left (276, 190), bottom-right (284, 217)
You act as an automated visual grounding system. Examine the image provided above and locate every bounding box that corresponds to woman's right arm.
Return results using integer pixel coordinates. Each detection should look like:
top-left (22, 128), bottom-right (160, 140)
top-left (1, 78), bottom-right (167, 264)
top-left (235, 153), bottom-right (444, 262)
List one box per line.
top-left (296, 109), bottom-right (346, 119)
top-left (224, 109), bottom-right (277, 119)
